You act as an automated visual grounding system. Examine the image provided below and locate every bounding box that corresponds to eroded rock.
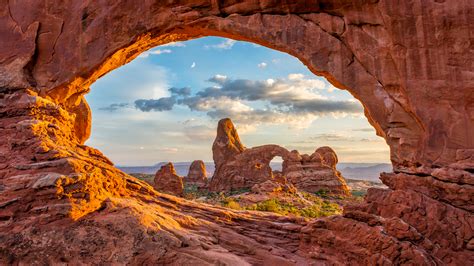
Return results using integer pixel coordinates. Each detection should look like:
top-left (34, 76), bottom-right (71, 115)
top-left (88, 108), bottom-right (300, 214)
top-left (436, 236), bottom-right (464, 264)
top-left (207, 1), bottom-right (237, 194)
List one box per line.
top-left (283, 148), bottom-right (350, 195)
top-left (185, 160), bottom-right (207, 188)
top-left (154, 163), bottom-right (184, 196)
top-left (0, 1), bottom-right (472, 264)
top-left (210, 119), bottom-right (349, 195)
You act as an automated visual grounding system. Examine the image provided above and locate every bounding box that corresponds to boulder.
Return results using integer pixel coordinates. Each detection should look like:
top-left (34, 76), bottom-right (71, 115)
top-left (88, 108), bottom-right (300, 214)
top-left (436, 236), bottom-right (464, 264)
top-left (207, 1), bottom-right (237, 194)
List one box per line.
top-left (185, 160), bottom-right (207, 187)
top-left (153, 163), bottom-right (184, 196)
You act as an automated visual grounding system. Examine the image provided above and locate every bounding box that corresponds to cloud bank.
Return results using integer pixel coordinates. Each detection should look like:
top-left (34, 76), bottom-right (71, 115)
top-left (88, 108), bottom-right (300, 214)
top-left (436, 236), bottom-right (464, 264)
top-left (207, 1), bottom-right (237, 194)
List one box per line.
top-left (108, 74), bottom-right (363, 129)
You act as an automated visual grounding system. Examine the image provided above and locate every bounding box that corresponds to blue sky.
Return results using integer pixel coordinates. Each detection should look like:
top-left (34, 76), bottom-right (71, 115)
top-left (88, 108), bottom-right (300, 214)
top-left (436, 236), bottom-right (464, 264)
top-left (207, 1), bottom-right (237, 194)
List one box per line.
top-left (85, 37), bottom-right (390, 166)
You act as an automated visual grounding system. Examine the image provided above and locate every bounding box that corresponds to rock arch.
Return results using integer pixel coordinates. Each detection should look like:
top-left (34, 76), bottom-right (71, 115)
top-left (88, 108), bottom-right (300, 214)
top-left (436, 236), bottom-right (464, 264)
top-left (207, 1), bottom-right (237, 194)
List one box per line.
top-left (1, 1), bottom-right (473, 264)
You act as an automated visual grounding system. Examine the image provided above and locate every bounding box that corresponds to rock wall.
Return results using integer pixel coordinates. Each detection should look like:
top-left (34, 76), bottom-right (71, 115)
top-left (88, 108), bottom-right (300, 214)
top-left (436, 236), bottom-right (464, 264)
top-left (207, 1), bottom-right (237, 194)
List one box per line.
top-left (0, 0), bottom-right (473, 264)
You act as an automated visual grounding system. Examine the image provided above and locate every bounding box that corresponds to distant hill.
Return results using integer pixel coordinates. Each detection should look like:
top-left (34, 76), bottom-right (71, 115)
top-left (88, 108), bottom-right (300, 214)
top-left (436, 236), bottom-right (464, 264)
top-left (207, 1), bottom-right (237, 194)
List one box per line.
top-left (118, 162), bottom-right (391, 183)
top-left (337, 163), bottom-right (392, 183)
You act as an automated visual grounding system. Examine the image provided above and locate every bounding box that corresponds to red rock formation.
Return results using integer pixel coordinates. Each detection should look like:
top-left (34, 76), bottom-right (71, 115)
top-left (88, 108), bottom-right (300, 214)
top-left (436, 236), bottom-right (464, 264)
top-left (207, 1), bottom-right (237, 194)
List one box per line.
top-left (184, 160), bottom-right (207, 187)
top-left (210, 119), bottom-right (349, 194)
top-left (212, 118), bottom-right (245, 168)
top-left (154, 163), bottom-right (184, 196)
top-left (0, 1), bottom-right (472, 264)
top-left (210, 143), bottom-right (292, 191)
top-left (284, 148), bottom-right (350, 195)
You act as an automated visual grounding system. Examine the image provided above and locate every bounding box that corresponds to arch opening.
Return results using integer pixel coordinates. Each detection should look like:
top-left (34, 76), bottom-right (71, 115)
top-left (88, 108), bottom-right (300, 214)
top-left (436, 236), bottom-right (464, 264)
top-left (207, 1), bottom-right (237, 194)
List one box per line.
top-left (1, 2), bottom-right (471, 264)
top-left (84, 36), bottom-right (390, 215)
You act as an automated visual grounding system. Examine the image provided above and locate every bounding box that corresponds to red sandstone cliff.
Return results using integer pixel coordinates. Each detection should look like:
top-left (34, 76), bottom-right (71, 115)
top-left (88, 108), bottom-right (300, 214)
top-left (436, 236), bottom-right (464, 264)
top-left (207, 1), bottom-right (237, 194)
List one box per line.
top-left (0, 1), bottom-right (472, 264)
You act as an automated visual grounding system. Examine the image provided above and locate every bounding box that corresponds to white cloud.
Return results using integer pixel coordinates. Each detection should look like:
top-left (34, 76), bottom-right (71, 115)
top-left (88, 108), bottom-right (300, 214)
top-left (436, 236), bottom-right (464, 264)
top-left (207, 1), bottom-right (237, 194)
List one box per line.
top-left (138, 49), bottom-right (172, 58)
top-left (205, 39), bottom-right (236, 50)
top-left (130, 74), bottom-right (363, 131)
top-left (258, 62), bottom-right (267, 68)
top-left (161, 42), bottom-right (186, 47)
top-left (288, 73), bottom-right (304, 80)
top-left (183, 125), bottom-right (215, 141)
top-left (88, 59), bottom-right (170, 105)
top-left (211, 74), bottom-right (228, 84)
top-left (191, 62), bottom-right (196, 68)
top-left (190, 96), bottom-right (253, 113)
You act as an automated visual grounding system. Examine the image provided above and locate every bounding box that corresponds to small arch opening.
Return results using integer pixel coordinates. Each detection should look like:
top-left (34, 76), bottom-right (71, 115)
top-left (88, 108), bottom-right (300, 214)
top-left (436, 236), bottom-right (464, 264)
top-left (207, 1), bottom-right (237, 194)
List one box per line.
top-left (270, 156), bottom-right (283, 177)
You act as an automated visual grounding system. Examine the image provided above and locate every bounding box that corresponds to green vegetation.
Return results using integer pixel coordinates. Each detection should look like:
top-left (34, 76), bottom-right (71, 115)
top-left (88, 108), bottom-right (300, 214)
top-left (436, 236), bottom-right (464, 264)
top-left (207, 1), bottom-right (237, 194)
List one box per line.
top-left (129, 173), bottom-right (154, 184)
top-left (351, 190), bottom-right (366, 197)
top-left (245, 198), bottom-right (341, 218)
top-left (313, 189), bottom-right (329, 198)
top-left (219, 192), bottom-right (342, 218)
top-left (228, 187), bottom-right (251, 196)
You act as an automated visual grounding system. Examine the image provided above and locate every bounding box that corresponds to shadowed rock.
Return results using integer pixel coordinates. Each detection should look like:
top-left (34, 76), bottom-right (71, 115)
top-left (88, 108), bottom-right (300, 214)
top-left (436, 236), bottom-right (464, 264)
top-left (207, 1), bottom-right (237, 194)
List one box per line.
top-left (185, 160), bottom-right (207, 187)
top-left (154, 163), bottom-right (184, 196)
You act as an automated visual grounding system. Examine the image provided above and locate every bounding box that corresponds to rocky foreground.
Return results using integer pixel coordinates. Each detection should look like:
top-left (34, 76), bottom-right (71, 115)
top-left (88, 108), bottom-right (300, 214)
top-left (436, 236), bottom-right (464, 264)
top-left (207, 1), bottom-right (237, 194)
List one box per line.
top-left (0, 0), bottom-right (473, 264)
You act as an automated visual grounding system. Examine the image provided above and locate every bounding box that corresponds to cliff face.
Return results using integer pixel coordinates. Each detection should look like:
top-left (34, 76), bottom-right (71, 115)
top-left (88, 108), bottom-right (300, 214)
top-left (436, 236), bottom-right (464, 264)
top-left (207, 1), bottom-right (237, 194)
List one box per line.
top-left (0, 1), bottom-right (473, 264)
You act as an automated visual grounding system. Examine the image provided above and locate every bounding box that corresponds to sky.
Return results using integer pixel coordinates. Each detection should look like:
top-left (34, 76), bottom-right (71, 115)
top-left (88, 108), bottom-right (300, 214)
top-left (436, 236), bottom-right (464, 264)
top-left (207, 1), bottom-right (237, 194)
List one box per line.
top-left (85, 37), bottom-right (390, 166)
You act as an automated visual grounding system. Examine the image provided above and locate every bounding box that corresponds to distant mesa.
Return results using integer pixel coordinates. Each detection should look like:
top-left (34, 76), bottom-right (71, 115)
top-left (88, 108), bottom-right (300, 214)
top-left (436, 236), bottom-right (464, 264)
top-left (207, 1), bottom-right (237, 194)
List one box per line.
top-left (153, 162), bottom-right (184, 196)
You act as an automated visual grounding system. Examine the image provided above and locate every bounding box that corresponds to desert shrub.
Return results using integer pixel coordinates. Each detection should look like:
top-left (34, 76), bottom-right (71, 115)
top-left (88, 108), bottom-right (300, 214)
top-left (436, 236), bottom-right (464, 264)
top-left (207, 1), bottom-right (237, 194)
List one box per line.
top-left (351, 190), bottom-right (366, 197)
top-left (245, 197), bottom-right (341, 218)
top-left (314, 189), bottom-right (329, 198)
top-left (129, 173), bottom-right (154, 184)
top-left (183, 184), bottom-right (215, 200)
top-left (221, 198), bottom-right (241, 210)
top-left (228, 187), bottom-right (251, 196)
top-left (252, 199), bottom-right (282, 213)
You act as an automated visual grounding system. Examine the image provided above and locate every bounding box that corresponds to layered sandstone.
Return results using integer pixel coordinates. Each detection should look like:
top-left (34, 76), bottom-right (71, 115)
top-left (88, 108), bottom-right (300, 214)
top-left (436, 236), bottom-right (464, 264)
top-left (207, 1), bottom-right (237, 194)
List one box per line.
top-left (283, 148), bottom-right (350, 195)
top-left (212, 118), bottom-right (245, 168)
top-left (153, 163), bottom-right (184, 196)
top-left (210, 118), bottom-right (349, 195)
top-left (185, 160), bottom-right (208, 187)
top-left (0, 0), bottom-right (472, 264)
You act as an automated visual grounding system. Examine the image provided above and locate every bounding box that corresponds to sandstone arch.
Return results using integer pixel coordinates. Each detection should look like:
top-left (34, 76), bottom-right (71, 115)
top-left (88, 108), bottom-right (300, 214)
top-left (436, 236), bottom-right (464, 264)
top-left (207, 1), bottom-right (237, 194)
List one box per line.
top-left (1, 1), bottom-right (473, 264)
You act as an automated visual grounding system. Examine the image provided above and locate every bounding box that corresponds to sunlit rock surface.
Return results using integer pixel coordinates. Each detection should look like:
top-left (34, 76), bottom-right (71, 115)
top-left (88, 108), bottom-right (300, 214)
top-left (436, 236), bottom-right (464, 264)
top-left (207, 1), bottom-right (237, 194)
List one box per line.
top-left (284, 148), bottom-right (350, 196)
top-left (0, 0), bottom-right (473, 264)
top-left (210, 118), bottom-right (350, 195)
